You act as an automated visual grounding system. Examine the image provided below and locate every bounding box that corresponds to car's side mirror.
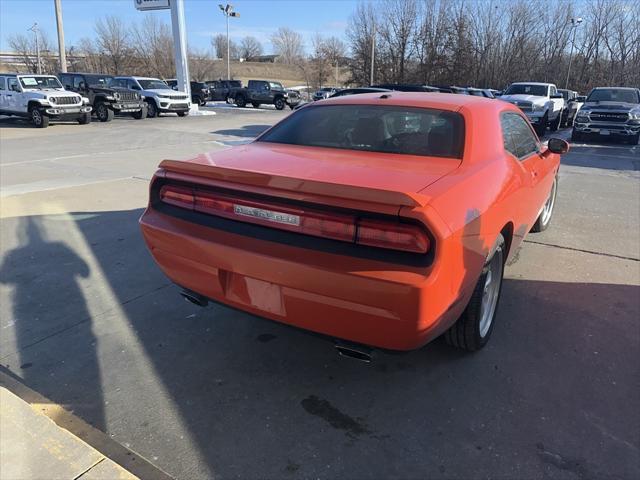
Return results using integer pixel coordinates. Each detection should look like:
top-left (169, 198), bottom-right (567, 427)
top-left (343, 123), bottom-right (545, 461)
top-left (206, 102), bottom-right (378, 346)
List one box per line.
top-left (132, 85), bottom-right (141, 90)
top-left (78, 81), bottom-right (86, 90)
top-left (10, 84), bottom-right (20, 92)
top-left (551, 93), bottom-right (563, 99)
top-left (576, 96), bottom-right (586, 102)
top-left (546, 137), bottom-right (570, 155)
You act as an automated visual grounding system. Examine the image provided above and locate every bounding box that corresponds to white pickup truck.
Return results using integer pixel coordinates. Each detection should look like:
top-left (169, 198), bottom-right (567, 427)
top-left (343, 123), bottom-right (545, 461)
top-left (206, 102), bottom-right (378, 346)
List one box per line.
top-left (500, 82), bottom-right (565, 136)
top-left (0, 74), bottom-right (92, 128)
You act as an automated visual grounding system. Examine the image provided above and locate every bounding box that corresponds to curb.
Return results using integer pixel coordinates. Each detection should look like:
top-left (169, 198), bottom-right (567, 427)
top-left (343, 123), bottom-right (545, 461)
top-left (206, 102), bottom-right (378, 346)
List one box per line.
top-left (0, 368), bottom-right (174, 480)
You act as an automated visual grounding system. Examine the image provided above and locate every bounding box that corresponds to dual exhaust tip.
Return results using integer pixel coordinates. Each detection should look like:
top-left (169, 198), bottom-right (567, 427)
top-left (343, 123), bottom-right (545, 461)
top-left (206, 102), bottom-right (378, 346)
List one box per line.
top-left (179, 289), bottom-right (372, 362)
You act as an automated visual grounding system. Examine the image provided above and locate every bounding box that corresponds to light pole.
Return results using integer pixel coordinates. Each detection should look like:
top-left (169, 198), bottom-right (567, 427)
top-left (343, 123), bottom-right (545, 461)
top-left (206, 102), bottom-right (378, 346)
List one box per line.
top-left (54, 0), bottom-right (67, 72)
top-left (370, 20), bottom-right (375, 86)
top-left (218, 4), bottom-right (239, 80)
top-left (28, 22), bottom-right (41, 74)
top-left (565, 17), bottom-right (583, 89)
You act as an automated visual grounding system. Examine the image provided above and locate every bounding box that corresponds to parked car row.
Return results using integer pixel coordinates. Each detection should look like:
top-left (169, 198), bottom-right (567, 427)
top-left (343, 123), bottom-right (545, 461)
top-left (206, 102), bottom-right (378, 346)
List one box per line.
top-left (0, 72), bottom-right (194, 127)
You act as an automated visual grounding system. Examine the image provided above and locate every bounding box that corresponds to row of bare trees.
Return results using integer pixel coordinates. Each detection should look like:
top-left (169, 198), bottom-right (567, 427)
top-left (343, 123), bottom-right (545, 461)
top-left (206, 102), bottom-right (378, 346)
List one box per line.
top-left (347, 0), bottom-right (640, 91)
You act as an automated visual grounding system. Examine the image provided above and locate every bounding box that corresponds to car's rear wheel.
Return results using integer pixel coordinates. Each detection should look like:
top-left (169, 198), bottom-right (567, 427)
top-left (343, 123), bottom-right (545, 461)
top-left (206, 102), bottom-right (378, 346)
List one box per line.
top-left (252, 102), bottom-right (260, 108)
top-left (30, 106), bottom-right (49, 128)
top-left (274, 97), bottom-right (285, 110)
top-left (235, 95), bottom-right (246, 108)
top-left (146, 100), bottom-right (158, 118)
top-left (445, 234), bottom-right (505, 352)
top-left (531, 176), bottom-right (557, 232)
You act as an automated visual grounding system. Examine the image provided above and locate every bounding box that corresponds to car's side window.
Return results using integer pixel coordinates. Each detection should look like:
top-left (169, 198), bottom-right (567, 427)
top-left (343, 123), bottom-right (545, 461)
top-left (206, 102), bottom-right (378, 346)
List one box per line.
top-left (0, 77), bottom-right (6, 90)
top-left (7, 78), bottom-right (19, 92)
top-left (73, 75), bottom-right (84, 89)
top-left (501, 113), bottom-right (539, 160)
top-left (129, 80), bottom-right (141, 90)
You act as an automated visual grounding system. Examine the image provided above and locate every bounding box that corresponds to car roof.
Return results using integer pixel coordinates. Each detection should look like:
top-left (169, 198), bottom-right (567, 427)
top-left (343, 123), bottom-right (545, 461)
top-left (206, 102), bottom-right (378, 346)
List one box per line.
top-left (60, 72), bottom-right (113, 76)
top-left (317, 91), bottom-right (511, 112)
top-left (3, 73), bottom-right (56, 77)
top-left (511, 82), bottom-right (553, 86)
top-left (591, 86), bottom-right (638, 91)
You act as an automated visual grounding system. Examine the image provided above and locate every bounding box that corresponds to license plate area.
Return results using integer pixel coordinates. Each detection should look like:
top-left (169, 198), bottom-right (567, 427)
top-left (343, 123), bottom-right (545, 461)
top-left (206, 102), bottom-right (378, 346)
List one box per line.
top-left (222, 271), bottom-right (285, 315)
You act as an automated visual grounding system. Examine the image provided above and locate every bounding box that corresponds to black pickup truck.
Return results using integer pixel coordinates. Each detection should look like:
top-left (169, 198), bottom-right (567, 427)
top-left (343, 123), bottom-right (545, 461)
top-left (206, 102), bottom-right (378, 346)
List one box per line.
top-left (229, 80), bottom-right (289, 110)
top-left (572, 87), bottom-right (640, 144)
top-left (205, 80), bottom-right (242, 102)
top-left (58, 72), bottom-right (146, 121)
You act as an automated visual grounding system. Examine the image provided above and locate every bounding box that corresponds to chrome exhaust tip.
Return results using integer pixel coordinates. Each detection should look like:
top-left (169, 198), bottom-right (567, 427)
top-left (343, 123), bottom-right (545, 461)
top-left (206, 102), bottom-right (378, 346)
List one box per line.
top-left (335, 341), bottom-right (373, 363)
top-left (180, 290), bottom-right (208, 307)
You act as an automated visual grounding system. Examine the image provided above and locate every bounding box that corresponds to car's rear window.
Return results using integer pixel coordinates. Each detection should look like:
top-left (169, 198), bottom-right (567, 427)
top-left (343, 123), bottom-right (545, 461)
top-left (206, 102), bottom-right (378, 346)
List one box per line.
top-left (258, 104), bottom-right (465, 159)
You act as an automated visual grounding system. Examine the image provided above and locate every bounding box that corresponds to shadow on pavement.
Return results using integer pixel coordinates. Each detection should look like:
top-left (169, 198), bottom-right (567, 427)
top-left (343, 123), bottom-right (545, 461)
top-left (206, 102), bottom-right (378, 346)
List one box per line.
top-left (563, 142), bottom-right (639, 171)
top-left (1, 208), bottom-right (638, 479)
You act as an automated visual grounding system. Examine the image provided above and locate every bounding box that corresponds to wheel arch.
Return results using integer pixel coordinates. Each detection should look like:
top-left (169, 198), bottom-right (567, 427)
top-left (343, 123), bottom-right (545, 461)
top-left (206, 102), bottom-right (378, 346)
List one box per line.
top-left (499, 222), bottom-right (514, 263)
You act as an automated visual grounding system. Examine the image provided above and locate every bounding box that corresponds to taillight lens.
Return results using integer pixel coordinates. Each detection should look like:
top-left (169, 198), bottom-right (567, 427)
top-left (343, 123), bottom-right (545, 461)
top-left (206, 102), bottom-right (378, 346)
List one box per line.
top-left (158, 184), bottom-right (429, 254)
top-left (356, 219), bottom-right (430, 253)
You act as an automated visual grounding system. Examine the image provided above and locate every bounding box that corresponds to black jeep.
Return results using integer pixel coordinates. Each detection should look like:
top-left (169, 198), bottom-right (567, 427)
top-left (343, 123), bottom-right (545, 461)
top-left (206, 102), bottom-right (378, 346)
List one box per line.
top-left (58, 72), bottom-right (147, 122)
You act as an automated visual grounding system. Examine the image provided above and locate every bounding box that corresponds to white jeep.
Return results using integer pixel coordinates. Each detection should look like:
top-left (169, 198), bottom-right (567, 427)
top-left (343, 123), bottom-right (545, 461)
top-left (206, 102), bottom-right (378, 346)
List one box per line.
top-left (500, 82), bottom-right (565, 136)
top-left (113, 76), bottom-right (190, 118)
top-left (0, 74), bottom-right (92, 128)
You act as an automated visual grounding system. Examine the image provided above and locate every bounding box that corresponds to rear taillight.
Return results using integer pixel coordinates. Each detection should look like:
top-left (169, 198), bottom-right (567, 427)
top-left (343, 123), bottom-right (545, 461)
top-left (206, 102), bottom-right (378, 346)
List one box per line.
top-left (356, 219), bottom-right (430, 254)
top-left (158, 184), bottom-right (430, 254)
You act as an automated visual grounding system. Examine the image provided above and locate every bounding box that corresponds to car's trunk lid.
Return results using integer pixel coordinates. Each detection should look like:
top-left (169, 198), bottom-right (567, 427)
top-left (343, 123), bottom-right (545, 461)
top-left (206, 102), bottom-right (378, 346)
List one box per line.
top-left (159, 142), bottom-right (460, 208)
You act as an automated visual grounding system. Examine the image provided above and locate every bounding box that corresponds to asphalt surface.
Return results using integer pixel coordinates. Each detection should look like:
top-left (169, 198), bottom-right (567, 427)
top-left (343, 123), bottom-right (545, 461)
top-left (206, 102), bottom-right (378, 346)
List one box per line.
top-left (1, 104), bottom-right (639, 479)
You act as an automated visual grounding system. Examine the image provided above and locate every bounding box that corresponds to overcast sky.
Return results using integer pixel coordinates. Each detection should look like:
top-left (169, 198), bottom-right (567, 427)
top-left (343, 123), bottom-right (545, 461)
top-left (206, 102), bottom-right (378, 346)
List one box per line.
top-left (0, 0), bottom-right (360, 53)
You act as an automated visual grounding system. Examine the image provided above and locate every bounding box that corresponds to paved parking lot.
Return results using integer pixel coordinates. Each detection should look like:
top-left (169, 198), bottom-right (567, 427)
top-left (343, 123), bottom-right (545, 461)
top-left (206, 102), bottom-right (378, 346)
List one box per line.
top-left (1, 106), bottom-right (639, 479)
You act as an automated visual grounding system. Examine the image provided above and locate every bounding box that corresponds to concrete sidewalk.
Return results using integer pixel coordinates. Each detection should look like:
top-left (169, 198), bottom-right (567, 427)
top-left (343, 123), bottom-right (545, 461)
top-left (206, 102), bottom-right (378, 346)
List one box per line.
top-left (0, 371), bottom-right (173, 480)
top-left (0, 386), bottom-right (137, 480)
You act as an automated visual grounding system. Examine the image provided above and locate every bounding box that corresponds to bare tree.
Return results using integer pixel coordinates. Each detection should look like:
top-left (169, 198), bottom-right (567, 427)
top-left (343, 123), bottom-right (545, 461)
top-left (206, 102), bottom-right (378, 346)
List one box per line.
top-left (271, 27), bottom-right (304, 64)
top-left (94, 16), bottom-right (130, 74)
top-left (130, 16), bottom-right (174, 78)
top-left (212, 33), bottom-right (239, 60)
top-left (8, 30), bottom-right (54, 73)
top-left (240, 36), bottom-right (263, 60)
top-left (346, 2), bottom-right (377, 84)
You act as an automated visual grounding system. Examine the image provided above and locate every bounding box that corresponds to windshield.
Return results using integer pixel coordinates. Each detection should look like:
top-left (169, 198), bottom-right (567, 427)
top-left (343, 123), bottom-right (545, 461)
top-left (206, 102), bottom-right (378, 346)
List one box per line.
top-left (586, 89), bottom-right (639, 104)
top-left (258, 105), bottom-right (464, 159)
top-left (19, 76), bottom-right (62, 89)
top-left (138, 79), bottom-right (171, 90)
top-left (269, 82), bottom-right (284, 90)
top-left (504, 84), bottom-right (548, 96)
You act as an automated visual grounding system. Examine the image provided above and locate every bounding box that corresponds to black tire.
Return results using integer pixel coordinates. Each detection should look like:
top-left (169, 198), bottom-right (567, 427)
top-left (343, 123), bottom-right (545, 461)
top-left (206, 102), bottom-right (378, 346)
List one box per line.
top-left (274, 97), bottom-right (285, 110)
top-left (235, 95), bottom-right (247, 108)
top-left (78, 112), bottom-right (91, 125)
top-left (146, 99), bottom-right (158, 118)
top-left (199, 97), bottom-right (207, 106)
top-left (177, 111), bottom-right (187, 117)
top-left (628, 133), bottom-right (640, 145)
top-left (445, 234), bottom-right (505, 352)
top-left (531, 176), bottom-right (557, 232)
top-left (95, 102), bottom-right (114, 122)
top-left (132, 105), bottom-right (147, 120)
top-left (289, 104), bottom-right (295, 110)
top-left (30, 106), bottom-right (49, 128)
top-left (534, 113), bottom-right (548, 137)
top-left (550, 110), bottom-right (561, 131)
top-left (571, 128), bottom-right (582, 142)
top-left (252, 102), bottom-right (261, 108)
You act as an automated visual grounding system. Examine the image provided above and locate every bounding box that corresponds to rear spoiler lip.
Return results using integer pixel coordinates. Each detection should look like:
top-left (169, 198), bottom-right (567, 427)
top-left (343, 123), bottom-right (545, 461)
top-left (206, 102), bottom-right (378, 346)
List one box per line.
top-left (158, 160), bottom-right (428, 208)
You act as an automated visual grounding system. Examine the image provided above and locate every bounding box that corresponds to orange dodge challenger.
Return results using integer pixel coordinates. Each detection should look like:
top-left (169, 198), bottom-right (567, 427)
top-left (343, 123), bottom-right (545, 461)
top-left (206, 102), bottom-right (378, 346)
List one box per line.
top-left (140, 93), bottom-right (568, 354)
